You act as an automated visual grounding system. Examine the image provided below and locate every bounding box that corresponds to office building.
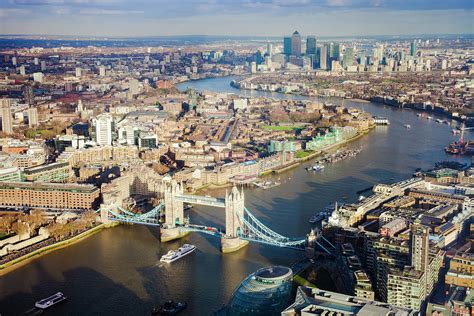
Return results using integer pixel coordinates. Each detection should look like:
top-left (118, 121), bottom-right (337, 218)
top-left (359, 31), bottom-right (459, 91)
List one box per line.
top-left (266, 42), bottom-right (273, 57)
top-left (411, 40), bottom-right (417, 57)
top-left (0, 98), bottom-right (13, 134)
top-left (94, 113), bottom-right (113, 146)
top-left (282, 286), bottom-right (418, 315)
top-left (291, 31), bottom-right (301, 56)
top-left (75, 67), bottom-right (82, 78)
top-left (343, 47), bottom-right (355, 67)
top-left (283, 36), bottom-right (292, 55)
top-left (228, 266), bottom-right (293, 316)
top-left (306, 36), bottom-right (317, 55)
top-left (330, 43), bottom-right (340, 61)
top-left (34, 57), bottom-right (39, 65)
top-left (319, 44), bottom-right (328, 70)
top-left (40, 60), bottom-right (46, 71)
top-left (19, 65), bottom-right (26, 76)
top-left (11, 56), bottom-right (17, 66)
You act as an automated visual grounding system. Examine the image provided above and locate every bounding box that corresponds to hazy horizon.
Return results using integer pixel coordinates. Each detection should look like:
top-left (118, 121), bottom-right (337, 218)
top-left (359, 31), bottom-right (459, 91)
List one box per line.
top-left (0, 0), bottom-right (472, 38)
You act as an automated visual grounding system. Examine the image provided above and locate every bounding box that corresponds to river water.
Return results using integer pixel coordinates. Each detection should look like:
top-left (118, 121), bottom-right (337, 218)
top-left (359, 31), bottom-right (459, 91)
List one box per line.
top-left (0, 76), bottom-right (472, 316)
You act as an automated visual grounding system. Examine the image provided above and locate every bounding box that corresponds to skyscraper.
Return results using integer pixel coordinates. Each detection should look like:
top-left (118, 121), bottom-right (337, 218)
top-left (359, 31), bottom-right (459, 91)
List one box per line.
top-left (23, 86), bottom-right (34, 106)
top-left (319, 44), bottom-right (328, 70)
top-left (283, 37), bottom-right (292, 55)
top-left (0, 99), bottom-right (13, 134)
top-left (306, 36), bottom-right (317, 55)
top-left (267, 43), bottom-right (273, 58)
top-left (410, 40), bottom-right (417, 57)
top-left (291, 31), bottom-right (301, 56)
top-left (94, 113), bottom-right (113, 146)
top-left (411, 222), bottom-right (429, 273)
top-left (330, 43), bottom-right (340, 61)
top-left (343, 47), bottom-right (355, 67)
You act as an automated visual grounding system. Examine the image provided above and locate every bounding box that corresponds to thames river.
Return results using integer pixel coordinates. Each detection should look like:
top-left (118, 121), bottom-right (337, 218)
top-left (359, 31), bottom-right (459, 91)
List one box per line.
top-left (0, 76), bottom-right (472, 315)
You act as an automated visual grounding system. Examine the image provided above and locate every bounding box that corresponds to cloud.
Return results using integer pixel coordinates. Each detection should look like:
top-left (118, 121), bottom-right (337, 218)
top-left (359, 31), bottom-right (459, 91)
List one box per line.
top-left (13, 0), bottom-right (64, 4)
top-left (0, 7), bottom-right (30, 17)
top-left (79, 8), bottom-right (143, 15)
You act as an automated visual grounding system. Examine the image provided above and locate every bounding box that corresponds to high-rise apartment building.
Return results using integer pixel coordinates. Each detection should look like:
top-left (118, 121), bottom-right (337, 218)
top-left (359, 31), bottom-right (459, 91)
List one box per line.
top-left (27, 107), bottom-right (38, 128)
top-left (306, 36), bottom-right (317, 55)
top-left (94, 113), bottom-right (113, 146)
top-left (0, 98), bottom-right (13, 134)
top-left (291, 31), bottom-right (301, 56)
top-left (75, 67), bottom-right (82, 78)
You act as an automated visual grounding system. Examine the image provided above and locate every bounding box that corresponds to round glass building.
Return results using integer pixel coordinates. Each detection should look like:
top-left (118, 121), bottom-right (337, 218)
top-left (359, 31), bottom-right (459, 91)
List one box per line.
top-left (228, 266), bottom-right (293, 316)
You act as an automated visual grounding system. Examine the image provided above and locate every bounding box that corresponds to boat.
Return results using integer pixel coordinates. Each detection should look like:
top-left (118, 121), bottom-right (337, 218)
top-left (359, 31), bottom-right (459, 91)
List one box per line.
top-left (453, 129), bottom-right (461, 135)
top-left (417, 113), bottom-right (423, 117)
top-left (436, 119), bottom-right (443, 123)
top-left (404, 124), bottom-right (411, 129)
top-left (152, 300), bottom-right (187, 315)
top-left (160, 244), bottom-right (196, 263)
top-left (312, 164), bottom-right (325, 171)
top-left (426, 116), bottom-right (433, 120)
top-left (35, 292), bottom-right (67, 309)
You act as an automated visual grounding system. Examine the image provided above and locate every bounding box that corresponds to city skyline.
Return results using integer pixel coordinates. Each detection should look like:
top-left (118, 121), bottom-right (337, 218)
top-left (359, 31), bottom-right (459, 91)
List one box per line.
top-left (0, 0), bottom-right (473, 37)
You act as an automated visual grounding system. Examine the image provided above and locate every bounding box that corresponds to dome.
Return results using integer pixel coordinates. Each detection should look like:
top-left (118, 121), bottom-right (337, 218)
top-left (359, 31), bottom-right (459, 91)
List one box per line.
top-left (227, 266), bottom-right (293, 316)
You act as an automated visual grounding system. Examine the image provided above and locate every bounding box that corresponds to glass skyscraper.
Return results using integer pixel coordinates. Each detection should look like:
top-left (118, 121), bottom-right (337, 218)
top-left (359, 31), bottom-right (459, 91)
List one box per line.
top-left (306, 36), bottom-right (317, 55)
top-left (283, 36), bottom-right (292, 55)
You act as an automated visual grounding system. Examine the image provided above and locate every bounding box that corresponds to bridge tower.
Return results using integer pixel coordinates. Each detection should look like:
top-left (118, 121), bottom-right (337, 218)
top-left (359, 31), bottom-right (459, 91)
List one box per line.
top-left (225, 186), bottom-right (245, 237)
top-left (164, 180), bottom-right (184, 227)
top-left (221, 186), bottom-right (248, 253)
top-left (161, 180), bottom-right (188, 242)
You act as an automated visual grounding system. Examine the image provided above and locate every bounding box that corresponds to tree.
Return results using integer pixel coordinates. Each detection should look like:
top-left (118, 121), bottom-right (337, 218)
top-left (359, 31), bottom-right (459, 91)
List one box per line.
top-left (27, 210), bottom-right (46, 231)
top-left (12, 221), bottom-right (30, 237)
top-left (82, 210), bottom-right (97, 228)
top-left (47, 222), bottom-right (66, 241)
top-left (0, 215), bottom-right (17, 234)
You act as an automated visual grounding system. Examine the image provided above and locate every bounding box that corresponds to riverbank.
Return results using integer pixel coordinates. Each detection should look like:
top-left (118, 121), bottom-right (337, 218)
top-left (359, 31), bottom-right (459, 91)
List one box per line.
top-left (0, 223), bottom-right (116, 276)
top-left (193, 128), bottom-right (373, 194)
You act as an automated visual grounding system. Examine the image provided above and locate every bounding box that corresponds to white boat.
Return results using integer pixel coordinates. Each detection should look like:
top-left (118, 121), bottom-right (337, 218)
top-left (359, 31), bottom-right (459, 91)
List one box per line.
top-left (160, 244), bottom-right (196, 263)
top-left (35, 292), bottom-right (67, 309)
top-left (312, 164), bottom-right (325, 171)
top-left (404, 124), bottom-right (411, 129)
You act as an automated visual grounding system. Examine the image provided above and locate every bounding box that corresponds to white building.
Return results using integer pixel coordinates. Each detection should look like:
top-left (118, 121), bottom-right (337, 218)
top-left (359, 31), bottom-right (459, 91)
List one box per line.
top-left (33, 72), bottom-right (44, 83)
top-left (94, 113), bottom-right (113, 146)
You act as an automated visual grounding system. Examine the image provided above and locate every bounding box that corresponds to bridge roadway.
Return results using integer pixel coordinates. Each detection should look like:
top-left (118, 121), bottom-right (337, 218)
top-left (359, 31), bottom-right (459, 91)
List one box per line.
top-left (174, 194), bottom-right (226, 208)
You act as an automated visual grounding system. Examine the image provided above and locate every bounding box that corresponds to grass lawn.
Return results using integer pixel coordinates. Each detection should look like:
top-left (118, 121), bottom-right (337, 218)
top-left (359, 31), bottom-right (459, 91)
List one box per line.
top-left (295, 150), bottom-right (314, 159)
top-left (261, 125), bottom-right (304, 132)
top-left (293, 274), bottom-right (317, 288)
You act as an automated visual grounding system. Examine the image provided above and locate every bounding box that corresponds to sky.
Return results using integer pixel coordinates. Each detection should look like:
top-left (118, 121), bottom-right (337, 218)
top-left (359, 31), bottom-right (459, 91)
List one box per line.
top-left (0, 0), bottom-right (473, 37)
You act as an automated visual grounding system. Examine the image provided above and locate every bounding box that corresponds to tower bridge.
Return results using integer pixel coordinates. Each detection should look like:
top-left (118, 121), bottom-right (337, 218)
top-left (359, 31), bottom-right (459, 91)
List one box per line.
top-left (100, 180), bottom-right (334, 253)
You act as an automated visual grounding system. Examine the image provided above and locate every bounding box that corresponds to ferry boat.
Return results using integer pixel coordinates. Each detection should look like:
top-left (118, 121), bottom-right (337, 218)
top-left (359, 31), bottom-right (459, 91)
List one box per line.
top-left (160, 244), bottom-right (196, 263)
top-left (35, 292), bottom-right (67, 309)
